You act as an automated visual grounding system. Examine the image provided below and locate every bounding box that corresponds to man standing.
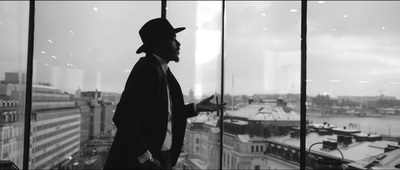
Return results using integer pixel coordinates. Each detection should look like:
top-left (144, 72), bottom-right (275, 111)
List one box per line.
top-left (103, 18), bottom-right (224, 169)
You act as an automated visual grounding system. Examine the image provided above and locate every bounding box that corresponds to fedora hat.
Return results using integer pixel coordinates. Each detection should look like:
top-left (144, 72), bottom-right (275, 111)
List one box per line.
top-left (136, 18), bottom-right (185, 54)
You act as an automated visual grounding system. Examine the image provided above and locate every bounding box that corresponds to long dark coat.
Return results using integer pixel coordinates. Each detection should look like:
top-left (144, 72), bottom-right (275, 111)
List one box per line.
top-left (103, 54), bottom-right (197, 169)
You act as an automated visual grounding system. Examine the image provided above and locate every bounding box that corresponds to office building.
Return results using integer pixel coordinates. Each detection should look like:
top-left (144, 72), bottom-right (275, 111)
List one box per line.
top-left (30, 84), bottom-right (80, 169)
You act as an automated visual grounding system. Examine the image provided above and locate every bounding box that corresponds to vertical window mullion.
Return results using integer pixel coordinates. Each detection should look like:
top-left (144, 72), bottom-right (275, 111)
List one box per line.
top-left (300, 0), bottom-right (308, 170)
top-left (23, 0), bottom-right (35, 169)
top-left (220, 0), bottom-right (226, 170)
top-left (161, 0), bottom-right (166, 18)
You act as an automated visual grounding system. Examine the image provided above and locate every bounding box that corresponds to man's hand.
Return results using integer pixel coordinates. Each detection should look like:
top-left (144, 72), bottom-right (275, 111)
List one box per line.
top-left (196, 95), bottom-right (226, 112)
top-left (141, 157), bottom-right (161, 170)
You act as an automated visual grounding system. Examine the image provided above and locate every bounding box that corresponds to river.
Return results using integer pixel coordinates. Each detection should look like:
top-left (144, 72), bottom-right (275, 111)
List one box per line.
top-left (307, 115), bottom-right (400, 137)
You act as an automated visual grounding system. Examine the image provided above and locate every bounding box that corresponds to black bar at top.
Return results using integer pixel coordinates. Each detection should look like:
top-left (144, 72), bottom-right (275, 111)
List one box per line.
top-left (23, 0), bottom-right (35, 169)
top-left (300, 0), bottom-right (308, 170)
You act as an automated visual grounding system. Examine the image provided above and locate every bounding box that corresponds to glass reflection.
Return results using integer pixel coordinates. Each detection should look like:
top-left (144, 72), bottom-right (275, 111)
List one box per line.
top-left (31, 2), bottom-right (160, 169)
top-left (307, 1), bottom-right (400, 170)
top-left (167, 1), bottom-right (222, 169)
top-left (224, 2), bottom-right (301, 170)
top-left (0, 1), bottom-right (29, 169)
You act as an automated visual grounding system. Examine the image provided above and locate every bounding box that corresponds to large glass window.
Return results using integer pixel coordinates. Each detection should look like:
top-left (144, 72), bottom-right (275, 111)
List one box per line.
top-left (7, 1), bottom-right (400, 169)
top-left (224, 2), bottom-right (301, 170)
top-left (31, 2), bottom-right (160, 169)
top-left (307, 1), bottom-right (400, 169)
top-left (0, 1), bottom-right (29, 169)
top-left (167, 1), bottom-right (223, 169)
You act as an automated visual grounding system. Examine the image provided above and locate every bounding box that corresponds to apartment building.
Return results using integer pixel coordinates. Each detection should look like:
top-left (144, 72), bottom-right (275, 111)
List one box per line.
top-left (0, 99), bottom-right (23, 168)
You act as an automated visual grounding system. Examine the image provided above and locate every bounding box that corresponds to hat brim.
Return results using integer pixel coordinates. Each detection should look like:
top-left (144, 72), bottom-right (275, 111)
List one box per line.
top-left (136, 27), bottom-right (186, 54)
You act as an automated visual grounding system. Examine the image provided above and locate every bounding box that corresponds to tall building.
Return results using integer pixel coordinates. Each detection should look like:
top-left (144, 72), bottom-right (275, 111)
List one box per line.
top-left (88, 100), bottom-right (102, 140)
top-left (29, 84), bottom-right (80, 169)
top-left (100, 101), bottom-right (114, 135)
top-left (75, 100), bottom-right (91, 147)
top-left (81, 90), bottom-right (116, 138)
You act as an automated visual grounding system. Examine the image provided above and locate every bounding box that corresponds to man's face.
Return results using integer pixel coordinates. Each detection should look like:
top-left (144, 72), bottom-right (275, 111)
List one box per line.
top-left (161, 35), bottom-right (181, 63)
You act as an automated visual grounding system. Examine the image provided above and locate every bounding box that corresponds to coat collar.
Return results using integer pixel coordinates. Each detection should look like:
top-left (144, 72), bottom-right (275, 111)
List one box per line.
top-left (151, 53), bottom-right (169, 74)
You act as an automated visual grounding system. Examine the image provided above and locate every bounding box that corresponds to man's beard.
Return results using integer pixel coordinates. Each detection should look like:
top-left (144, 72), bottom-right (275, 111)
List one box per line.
top-left (168, 50), bottom-right (180, 63)
top-left (172, 55), bottom-right (180, 62)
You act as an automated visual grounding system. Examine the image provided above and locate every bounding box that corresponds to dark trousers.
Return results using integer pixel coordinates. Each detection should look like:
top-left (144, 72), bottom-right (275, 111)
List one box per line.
top-left (154, 150), bottom-right (172, 170)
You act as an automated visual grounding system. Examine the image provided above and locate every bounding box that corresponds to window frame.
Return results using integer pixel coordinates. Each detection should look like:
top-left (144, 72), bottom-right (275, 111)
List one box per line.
top-left (22, 0), bottom-right (309, 169)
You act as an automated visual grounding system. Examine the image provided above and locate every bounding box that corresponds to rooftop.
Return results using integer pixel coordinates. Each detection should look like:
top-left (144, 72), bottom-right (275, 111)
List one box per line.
top-left (236, 134), bottom-right (268, 143)
top-left (228, 103), bottom-right (300, 121)
top-left (269, 132), bottom-right (397, 162)
top-left (223, 119), bottom-right (248, 125)
top-left (348, 148), bottom-right (400, 169)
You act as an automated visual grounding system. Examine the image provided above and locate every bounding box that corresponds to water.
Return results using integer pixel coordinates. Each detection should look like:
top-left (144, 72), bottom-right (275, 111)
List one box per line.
top-left (307, 115), bottom-right (400, 137)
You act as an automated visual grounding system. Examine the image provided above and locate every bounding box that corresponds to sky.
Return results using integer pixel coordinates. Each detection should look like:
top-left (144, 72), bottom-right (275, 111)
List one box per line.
top-left (1, 1), bottom-right (399, 99)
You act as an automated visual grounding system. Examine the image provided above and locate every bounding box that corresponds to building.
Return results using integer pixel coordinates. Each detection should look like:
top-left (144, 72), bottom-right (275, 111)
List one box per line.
top-left (88, 100), bottom-right (102, 140)
top-left (178, 113), bottom-right (220, 170)
top-left (338, 96), bottom-right (397, 102)
top-left (226, 99), bottom-right (300, 138)
top-left (4, 73), bottom-right (21, 84)
top-left (81, 90), bottom-right (102, 101)
top-left (267, 124), bottom-right (398, 169)
top-left (81, 90), bottom-right (115, 138)
top-left (347, 144), bottom-right (400, 169)
top-left (0, 72), bottom-right (27, 169)
top-left (75, 100), bottom-right (91, 147)
top-left (0, 98), bottom-right (23, 168)
top-left (29, 84), bottom-right (81, 169)
top-left (100, 101), bottom-right (114, 135)
top-left (178, 100), bottom-right (301, 170)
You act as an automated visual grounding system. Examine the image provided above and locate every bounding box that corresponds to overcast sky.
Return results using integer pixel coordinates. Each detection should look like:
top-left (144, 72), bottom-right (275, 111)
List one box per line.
top-left (1, 1), bottom-right (399, 99)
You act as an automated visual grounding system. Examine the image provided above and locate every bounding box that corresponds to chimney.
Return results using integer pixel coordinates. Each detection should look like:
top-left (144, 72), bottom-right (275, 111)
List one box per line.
top-left (248, 98), bottom-right (254, 105)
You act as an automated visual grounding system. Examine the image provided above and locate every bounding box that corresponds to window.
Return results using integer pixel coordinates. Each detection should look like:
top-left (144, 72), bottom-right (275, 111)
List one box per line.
top-left (30, 1), bottom-right (160, 169)
top-left (0, 1), bottom-right (28, 168)
top-left (168, 1), bottom-right (222, 169)
top-left (8, 1), bottom-right (400, 169)
top-left (225, 1), bottom-right (301, 170)
top-left (307, 1), bottom-right (400, 166)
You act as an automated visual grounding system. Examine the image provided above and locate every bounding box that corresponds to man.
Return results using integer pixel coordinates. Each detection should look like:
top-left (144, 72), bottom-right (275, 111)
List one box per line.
top-left (103, 18), bottom-right (225, 169)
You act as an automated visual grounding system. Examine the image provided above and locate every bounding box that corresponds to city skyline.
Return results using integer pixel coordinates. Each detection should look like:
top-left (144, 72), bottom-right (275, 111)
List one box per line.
top-left (1, 1), bottom-right (399, 98)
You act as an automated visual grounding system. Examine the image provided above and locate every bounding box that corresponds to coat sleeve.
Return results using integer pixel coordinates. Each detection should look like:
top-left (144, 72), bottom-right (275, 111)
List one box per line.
top-left (184, 103), bottom-right (198, 118)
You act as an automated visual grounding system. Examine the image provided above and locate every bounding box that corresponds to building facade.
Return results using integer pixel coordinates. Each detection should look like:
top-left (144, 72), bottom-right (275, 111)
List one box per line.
top-left (0, 99), bottom-right (23, 168)
top-left (178, 100), bottom-right (301, 170)
top-left (29, 85), bottom-right (81, 169)
top-left (100, 101), bottom-right (114, 135)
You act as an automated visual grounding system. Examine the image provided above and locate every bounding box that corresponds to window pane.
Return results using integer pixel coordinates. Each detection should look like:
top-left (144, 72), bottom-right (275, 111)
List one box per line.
top-left (0, 1), bottom-right (29, 169)
top-left (225, 2), bottom-right (301, 170)
top-left (31, 2), bottom-right (159, 169)
top-left (307, 1), bottom-right (400, 169)
top-left (167, 1), bottom-right (222, 169)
